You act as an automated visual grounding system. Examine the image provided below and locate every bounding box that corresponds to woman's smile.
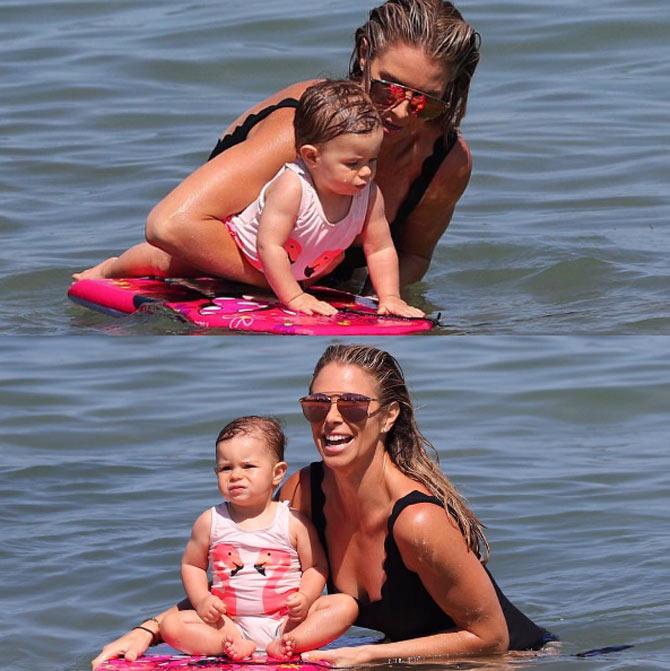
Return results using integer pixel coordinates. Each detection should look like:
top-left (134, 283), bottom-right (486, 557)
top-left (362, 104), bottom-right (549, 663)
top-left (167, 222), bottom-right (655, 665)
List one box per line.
top-left (322, 431), bottom-right (354, 455)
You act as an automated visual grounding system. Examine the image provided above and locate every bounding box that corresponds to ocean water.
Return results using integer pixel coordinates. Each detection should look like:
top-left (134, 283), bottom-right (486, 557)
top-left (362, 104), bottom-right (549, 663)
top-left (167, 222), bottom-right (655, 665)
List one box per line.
top-left (1, 0), bottom-right (668, 334)
top-left (1, 3), bottom-right (669, 671)
top-left (1, 337), bottom-right (669, 671)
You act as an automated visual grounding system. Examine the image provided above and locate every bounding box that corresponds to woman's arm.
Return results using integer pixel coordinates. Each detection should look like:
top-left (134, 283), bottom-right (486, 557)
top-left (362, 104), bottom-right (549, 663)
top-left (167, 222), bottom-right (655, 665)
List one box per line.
top-left (91, 512), bottom-right (213, 669)
top-left (304, 501), bottom-right (508, 666)
top-left (144, 82), bottom-right (318, 277)
top-left (395, 136), bottom-right (472, 286)
top-left (91, 607), bottom-right (178, 669)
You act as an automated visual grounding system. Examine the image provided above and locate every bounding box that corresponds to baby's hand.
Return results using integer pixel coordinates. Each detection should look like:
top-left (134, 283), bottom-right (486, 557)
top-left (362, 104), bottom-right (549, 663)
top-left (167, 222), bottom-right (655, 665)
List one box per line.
top-left (286, 292), bottom-right (338, 317)
top-left (195, 593), bottom-right (227, 625)
top-left (285, 591), bottom-right (310, 623)
top-left (377, 295), bottom-right (425, 319)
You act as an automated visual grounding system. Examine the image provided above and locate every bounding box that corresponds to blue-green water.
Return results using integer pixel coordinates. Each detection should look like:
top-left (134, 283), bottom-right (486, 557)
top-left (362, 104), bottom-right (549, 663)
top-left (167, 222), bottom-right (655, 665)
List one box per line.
top-left (1, 337), bottom-right (669, 670)
top-left (1, 1), bottom-right (668, 333)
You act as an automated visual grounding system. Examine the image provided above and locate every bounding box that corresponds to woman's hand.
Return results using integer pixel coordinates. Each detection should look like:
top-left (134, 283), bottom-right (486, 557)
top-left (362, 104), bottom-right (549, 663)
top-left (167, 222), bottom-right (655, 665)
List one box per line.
top-left (302, 644), bottom-right (373, 668)
top-left (91, 627), bottom-right (154, 670)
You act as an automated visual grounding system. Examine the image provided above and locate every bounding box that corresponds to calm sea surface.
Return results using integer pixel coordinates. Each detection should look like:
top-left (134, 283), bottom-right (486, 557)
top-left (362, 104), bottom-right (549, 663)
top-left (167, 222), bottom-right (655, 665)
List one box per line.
top-left (1, 337), bottom-right (669, 671)
top-left (1, 0), bottom-right (668, 334)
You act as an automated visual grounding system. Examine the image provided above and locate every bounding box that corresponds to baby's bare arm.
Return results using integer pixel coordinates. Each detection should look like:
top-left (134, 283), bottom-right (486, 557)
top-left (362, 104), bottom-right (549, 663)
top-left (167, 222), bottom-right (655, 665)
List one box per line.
top-left (181, 510), bottom-right (214, 610)
top-left (289, 510), bottom-right (328, 605)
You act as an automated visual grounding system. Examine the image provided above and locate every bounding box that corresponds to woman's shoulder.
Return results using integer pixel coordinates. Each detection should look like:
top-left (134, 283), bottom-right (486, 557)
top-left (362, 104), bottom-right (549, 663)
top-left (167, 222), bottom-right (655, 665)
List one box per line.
top-left (396, 132), bottom-right (472, 245)
top-left (221, 79), bottom-right (324, 136)
top-left (278, 464), bottom-right (313, 516)
top-left (425, 132), bottom-right (473, 205)
top-left (388, 482), bottom-right (463, 546)
top-left (391, 494), bottom-right (470, 571)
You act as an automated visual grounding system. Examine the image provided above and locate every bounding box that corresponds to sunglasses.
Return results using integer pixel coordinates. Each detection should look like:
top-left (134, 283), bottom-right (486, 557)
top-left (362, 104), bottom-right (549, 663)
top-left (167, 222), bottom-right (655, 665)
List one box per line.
top-left (299, 393), bottom-right (380, 424)
top-left (369, 79), bottom-right (449, 121)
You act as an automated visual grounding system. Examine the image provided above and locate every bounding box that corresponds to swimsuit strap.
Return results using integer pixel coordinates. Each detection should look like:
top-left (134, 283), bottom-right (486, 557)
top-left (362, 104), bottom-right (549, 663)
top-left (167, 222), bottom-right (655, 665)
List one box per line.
top-left (208, 97), bottom-right (300, 161)
top-left (391, 130), bottom-right (457, 233)
top-left (387, 490), bottom-right (443, 531)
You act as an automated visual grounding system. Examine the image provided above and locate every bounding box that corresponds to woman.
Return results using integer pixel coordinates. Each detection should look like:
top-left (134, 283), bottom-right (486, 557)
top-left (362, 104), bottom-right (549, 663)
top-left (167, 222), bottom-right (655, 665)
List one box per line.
top-left (92, 345), bottom-right (555, 668)
top-left (83, 0), bottom-right (480, 291)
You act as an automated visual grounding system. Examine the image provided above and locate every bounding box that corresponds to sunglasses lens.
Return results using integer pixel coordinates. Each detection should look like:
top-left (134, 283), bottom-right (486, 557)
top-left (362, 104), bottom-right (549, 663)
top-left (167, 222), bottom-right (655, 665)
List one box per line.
top-left (369, 80), bottom-right (395, 108)
top-left (299, 394), bottom-right (372, 423)
top-left (416, 97), bottom-right (446, 120)
top-left (300, 398), bottom-right (330, 423)
top-left (337, 399), bottom-right (370, 423)
top-left (370, 80), bottom-right (447, 120)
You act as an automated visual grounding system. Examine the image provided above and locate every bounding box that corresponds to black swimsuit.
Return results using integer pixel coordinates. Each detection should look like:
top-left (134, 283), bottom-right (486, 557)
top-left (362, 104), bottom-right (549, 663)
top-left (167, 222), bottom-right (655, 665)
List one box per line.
top-left (308, 461), bottom-right (556, 650)
top-left (207, 98), bottom-right (457, 287)
top-left (208, 97), bottom-right (301, 161)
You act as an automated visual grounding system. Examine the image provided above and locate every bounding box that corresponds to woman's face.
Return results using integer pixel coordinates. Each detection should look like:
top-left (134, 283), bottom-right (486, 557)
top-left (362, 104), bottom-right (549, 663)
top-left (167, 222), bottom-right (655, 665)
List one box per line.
top-left (367, 43), bottom-right (451, 134)
top-left (307, 362), bottom-right (395, 468)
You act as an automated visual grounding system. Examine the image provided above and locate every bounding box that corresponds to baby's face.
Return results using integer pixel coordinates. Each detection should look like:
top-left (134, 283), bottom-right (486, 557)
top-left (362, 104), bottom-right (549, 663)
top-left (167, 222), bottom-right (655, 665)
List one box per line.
top-left (311, 127), bottom-right (384, 196)
top-left (214, 432), bottom-right (285, 506)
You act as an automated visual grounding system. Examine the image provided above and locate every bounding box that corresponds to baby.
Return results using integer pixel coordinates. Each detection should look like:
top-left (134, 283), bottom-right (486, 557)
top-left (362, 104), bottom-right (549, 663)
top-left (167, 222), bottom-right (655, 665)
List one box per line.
top-left (159, 416), bottom-right (357, 660)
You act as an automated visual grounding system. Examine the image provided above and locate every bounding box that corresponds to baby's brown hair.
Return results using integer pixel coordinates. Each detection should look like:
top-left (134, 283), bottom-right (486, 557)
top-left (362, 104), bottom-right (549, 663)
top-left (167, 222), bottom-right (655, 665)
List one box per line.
top-left (294, 79), bottom-right (382, 149)
top-left (215, 415), bottom-right (286, 462)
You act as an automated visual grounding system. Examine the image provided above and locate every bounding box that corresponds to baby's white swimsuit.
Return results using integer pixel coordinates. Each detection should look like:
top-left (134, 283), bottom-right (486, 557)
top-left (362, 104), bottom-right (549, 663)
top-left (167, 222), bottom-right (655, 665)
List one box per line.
top-left (227, 161), bottom-right (372, 281)
top-left (209, 501), bottom-right (301, 649)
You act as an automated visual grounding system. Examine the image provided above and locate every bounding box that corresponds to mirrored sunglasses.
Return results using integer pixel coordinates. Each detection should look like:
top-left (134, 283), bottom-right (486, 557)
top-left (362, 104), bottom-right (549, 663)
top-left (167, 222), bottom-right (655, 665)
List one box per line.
top-left (299, 393), bottom-right (379, 424)
top-left (369, 78), bottom-right (449, 121)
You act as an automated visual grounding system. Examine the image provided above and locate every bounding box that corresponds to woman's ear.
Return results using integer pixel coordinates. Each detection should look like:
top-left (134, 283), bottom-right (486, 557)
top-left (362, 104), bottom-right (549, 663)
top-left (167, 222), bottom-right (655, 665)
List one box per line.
top-left (381, 401), bottom-right (400, 434)
top-left (298, 144), bottom-right (320, 168)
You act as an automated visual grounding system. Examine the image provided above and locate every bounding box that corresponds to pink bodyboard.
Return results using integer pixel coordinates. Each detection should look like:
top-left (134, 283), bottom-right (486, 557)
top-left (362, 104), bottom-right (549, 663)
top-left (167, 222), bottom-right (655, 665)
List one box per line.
top-left (100, 655), bottom-right (327, 671)
top-left (68, 277), bottom-right (437, 335)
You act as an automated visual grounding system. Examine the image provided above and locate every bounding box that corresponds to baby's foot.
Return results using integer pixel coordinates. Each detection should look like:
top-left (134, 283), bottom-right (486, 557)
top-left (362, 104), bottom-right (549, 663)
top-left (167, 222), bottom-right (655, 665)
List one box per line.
top-left (266, 633), bottom-right (296, 661)
top-left (223, 636), bottom-right (256, 661)
top-left (72, 257), bottom-right (118, 281)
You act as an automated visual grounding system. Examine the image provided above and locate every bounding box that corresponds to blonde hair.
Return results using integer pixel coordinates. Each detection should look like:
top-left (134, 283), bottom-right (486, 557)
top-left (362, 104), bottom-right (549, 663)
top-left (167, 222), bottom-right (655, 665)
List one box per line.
top-left (311, 344), bottom-right (489, 561)
top-left (349, 0), bottom-right (480, 132)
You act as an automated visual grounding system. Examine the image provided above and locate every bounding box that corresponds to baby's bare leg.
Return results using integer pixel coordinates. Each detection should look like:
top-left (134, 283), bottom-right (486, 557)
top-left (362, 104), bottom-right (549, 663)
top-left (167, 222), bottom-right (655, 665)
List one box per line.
top-left (267, 594), bottom-right (358, 659)
top-left (161, 609), bottom-right (248, 656)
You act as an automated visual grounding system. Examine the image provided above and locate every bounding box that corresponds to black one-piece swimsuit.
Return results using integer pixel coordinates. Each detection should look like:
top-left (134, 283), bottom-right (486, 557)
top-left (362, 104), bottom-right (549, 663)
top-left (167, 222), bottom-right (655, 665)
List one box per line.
top-left (308, 461), bottom-right (557, 650)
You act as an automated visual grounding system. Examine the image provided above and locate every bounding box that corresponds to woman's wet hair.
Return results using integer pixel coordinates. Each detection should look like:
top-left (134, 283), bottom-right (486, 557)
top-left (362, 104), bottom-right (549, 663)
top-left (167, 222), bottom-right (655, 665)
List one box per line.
top-left (216, 416), bottom-right (286, 462)
top-left (294, 79), bottom-right (382, 149)
top-left (349, 0), bottom-right (480, 132)
top-left (311, 344), bottom-right (490, 561)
